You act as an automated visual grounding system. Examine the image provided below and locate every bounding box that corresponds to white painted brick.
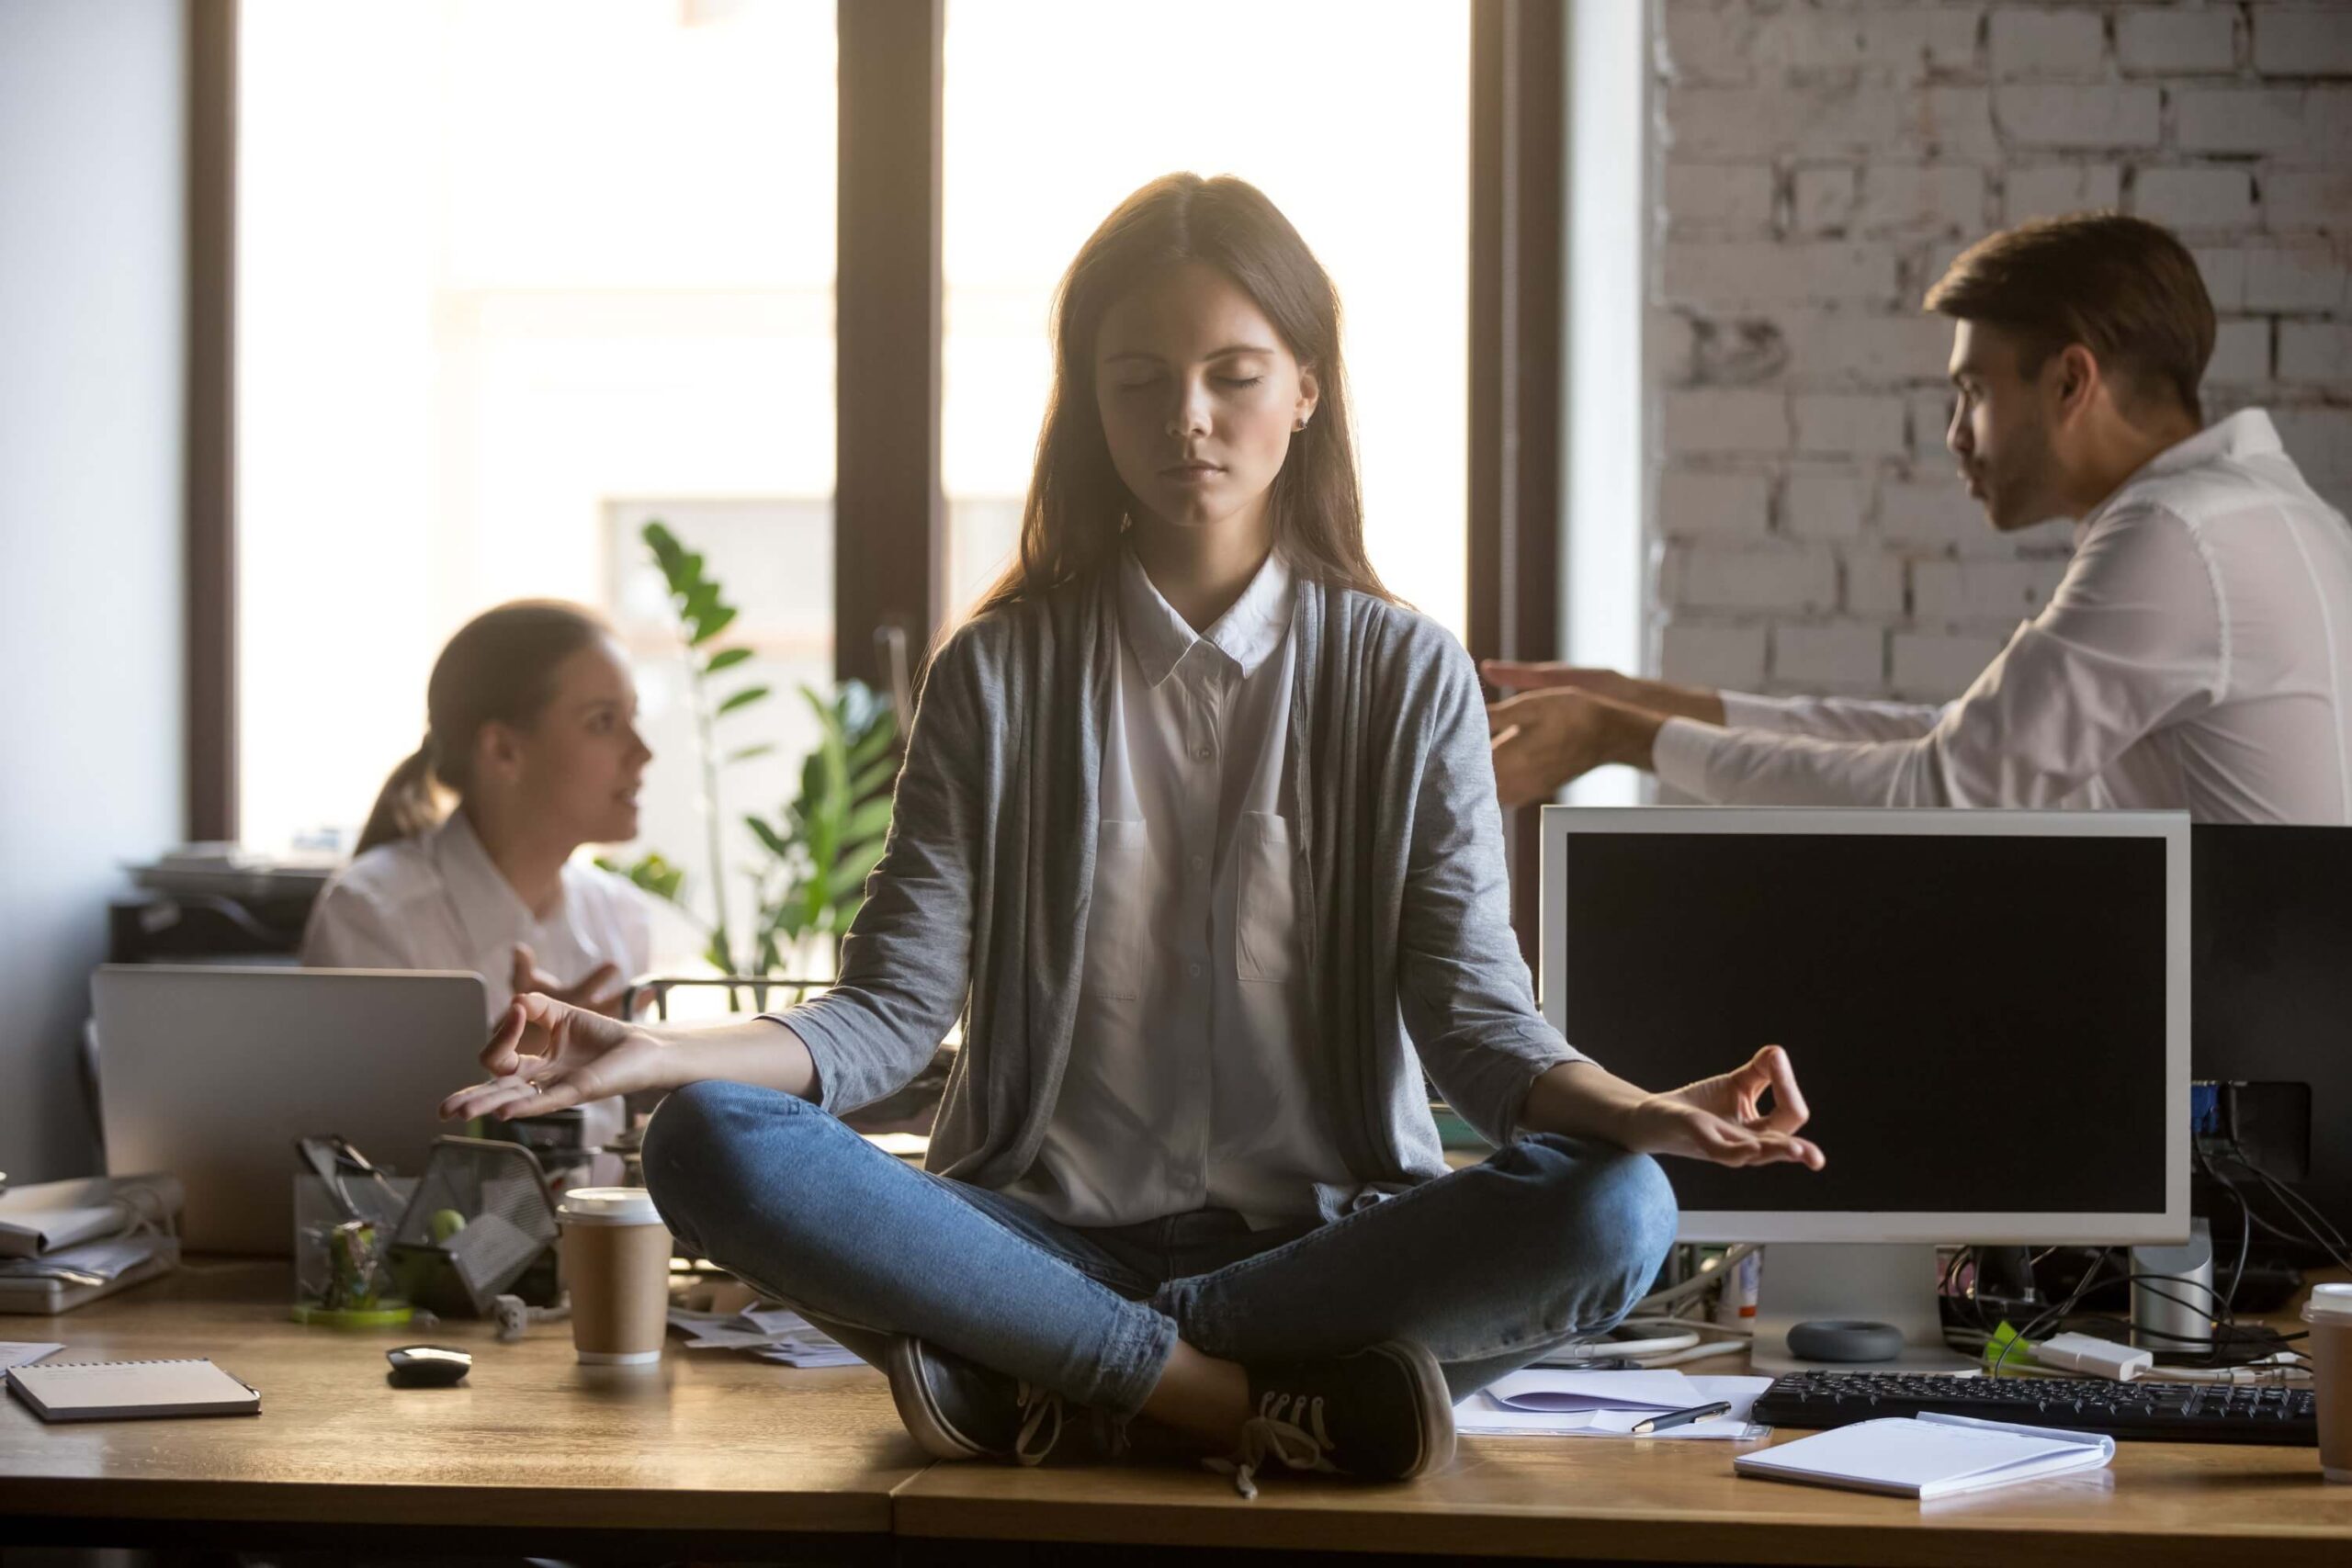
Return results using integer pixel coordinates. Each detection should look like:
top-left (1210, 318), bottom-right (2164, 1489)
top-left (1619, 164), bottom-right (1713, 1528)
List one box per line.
top-left (1793, 167), bottom-right (1859, 233)
top-left (1794, 393), bottom-right (1908, 456)
top-left (1990, 8), bottom-right (2109, 78)
top-left (1665, 164), bottom-right (1779, 232)
top-left (1663, 0), bottom-right (1757, 85)
top-left (2132, 166), bottom-right (2257, 231)
top-left (2271, 408), bottom-right (2352, 479)
top-left (1772, 623), bottom-right (1889, 689)
top-left (1654, 310), bottom-right (1700, 385)
top-left (1911, 388), bottom-right (1959, 459)
top-left (1844, 549), bottom-right (1909, 617)
top-left (2245, 244), bottom-right (2350, 311)
top-left (1670, 546), bottom-right (1841, 614)
top-left (2116, 7), bottom-right (2237, 75)
top-left (2193, 247), bottom-right (2247, 310)
top-left (2005, 163), bottom-right (2122, 224)
top-left (1914, 558), bottom-right (2067, 624)
top-left (2253, 10), bottom-right (2352, 77)
top-left (1662, 241), bottom-right (1903, 306)
top-left (2208, 318), bottom-right (2273, 386)
top-left (1994, 84), bottom-right (2163, 150)
top-left (1893, 630), bottom-right (2006, 700)
top-left (2279, 322), bottom-right (2352, 385)
top-left (1882, 479), bottom-right (1990, 552)
top-left (2266, 169), bottom-right (2352, 232)
top-left (1661, 470), bottom-right (1775, 538)
top-left (1667, 86), bottom-right (1999, 160)
top-left (1853, 164), bottom-right (1985, 235)
top-left (1660, 620), bottom-right (1769, 691)
top-left (2175, 87), bottom-right (2309, 153)
top-left (1783, 465), bottom-right (1871, 539)
top-left (1756, 5), bottom-right (1984, 79)
top-left (1663, 389), bottom-right (1792, 455)
top-left (1784, 310), bottom-right (1954, 383)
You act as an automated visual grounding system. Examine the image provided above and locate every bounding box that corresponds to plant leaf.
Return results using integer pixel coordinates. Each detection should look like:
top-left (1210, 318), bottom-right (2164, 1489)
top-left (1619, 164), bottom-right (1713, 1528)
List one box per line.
top-left (844, 796), bottom-right (894, 844)
top-left (705, 647), bottom-right (753, 674)
top-left (851, 754), bottom-right (899, 801)
top-left (743, 813), bottom-right (793, 861)
top-left (716, 682), bottom-right (770, 716)
top-left (727, 741), bottom-right (777, 764)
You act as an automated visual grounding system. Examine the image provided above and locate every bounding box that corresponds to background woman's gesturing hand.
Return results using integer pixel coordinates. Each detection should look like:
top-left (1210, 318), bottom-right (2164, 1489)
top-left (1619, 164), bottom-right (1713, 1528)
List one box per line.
top-left (437, 992), bottom-right (664, 1123)
top-left (1616, 1044), bottom-right (1825, 1170)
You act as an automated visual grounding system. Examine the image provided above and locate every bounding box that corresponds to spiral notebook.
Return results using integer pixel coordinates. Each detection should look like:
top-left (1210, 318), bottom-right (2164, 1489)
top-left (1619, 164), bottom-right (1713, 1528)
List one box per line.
top-left (6, 1358), bottom-right (260, 1422)
top-left (1733, 1413), bottom-right (2114, 1500)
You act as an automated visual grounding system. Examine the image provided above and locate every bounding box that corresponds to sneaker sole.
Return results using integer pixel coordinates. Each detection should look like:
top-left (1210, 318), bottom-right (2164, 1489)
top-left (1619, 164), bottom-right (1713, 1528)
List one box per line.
top-left (886, 1336), bottom-right (991, 1462)
top-left (1371, 1340), bottom-right (1457, 1480)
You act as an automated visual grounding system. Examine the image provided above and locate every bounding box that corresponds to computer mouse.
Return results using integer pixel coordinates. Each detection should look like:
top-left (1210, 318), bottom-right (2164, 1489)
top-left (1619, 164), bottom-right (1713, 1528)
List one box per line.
top-left (385, 1345), bottom-right (472, 1387)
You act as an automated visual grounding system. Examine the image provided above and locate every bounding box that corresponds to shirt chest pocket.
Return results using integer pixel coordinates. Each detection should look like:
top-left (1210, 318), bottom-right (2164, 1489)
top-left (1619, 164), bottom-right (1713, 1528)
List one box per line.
top-left (1086, 818), bottom-right (1151, 1001)
top-left (1237, 811), bottom-right (1300, 986)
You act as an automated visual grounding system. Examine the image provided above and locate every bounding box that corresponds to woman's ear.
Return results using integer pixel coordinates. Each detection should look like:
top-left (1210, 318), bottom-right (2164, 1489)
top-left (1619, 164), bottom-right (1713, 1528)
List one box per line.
top-left (476, 720), bottom-right (526, 786)
top-left (1295, 365), bottom-right (1321, 432)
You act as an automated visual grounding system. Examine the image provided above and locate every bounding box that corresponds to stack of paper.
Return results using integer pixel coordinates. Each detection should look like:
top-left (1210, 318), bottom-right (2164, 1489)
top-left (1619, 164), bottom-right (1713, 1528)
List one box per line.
top-left (667, 1304), bottom-right (861, 1368)
top-left (1734, 1414), bottom-right (2115, 1499)
top-left (0, 1174), bottom-right (183, 1313)
top-left (1455, 1369), bottom-right (1774, 1439)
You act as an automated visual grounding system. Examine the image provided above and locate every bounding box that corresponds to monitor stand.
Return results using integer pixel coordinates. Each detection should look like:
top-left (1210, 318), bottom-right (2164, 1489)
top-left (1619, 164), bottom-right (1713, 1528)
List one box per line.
top-left (1748, 1244), bottom-right (1976, 1374)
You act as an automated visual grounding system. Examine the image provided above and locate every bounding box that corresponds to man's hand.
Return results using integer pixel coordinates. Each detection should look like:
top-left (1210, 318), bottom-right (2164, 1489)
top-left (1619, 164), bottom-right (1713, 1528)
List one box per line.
top-left (1482, 661), bottom-right (1728, 727)
top-left (438, 993), bottom-right (670, 1123)
top-left (510, 942), bottom-right (627, 1016)
top-left (1487, 689), bottom-right (1663, 807)
top-left (1615, 1044), bottom-right (1824, 1169)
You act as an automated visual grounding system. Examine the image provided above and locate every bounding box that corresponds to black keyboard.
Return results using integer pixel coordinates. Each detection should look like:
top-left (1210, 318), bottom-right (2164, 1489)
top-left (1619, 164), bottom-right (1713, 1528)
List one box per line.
top-left (1752, 1370), bottom-right (2317, 1446)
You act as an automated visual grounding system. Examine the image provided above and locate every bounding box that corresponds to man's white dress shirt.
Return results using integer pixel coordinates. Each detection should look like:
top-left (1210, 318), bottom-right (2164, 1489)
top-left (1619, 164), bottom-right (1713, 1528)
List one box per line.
top-left (1653, 410), bottom-right (2352, 823)
top-left (1001, 547), bottom-right (1352, 1229)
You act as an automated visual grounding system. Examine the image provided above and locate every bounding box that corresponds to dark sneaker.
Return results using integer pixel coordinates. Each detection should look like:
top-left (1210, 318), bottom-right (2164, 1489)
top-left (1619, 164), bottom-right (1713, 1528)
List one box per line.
top-left (1211, 1339), bottom-right (1455, 1498)
top-left (886, 1335), bottom-right (1089, 1466)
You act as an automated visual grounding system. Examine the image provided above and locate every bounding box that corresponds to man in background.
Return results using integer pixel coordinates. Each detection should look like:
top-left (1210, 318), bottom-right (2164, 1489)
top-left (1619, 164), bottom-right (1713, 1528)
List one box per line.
top-left (1487, 214), bottom-right (2352, 824)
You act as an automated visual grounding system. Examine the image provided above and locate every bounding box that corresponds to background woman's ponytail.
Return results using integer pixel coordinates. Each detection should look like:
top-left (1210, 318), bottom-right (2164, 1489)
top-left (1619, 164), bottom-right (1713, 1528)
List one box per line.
top-left (355, 737), bottom-right (444, 857)
top-left (349, 600), bottom-right (610, 857)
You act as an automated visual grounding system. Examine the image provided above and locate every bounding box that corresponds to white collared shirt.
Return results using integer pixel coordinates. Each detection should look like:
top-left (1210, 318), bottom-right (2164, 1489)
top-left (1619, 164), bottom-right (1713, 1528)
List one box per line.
top-left (1654, 410), bottom-right (2352, 823)
top-left (1001, 547), bottom-right (1351, 1229)
top-left (302, 811), bottom-right (652, 1160)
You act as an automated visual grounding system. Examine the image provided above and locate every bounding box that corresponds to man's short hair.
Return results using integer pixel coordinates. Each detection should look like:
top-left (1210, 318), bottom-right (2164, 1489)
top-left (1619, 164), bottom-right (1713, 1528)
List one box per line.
top-left (1925, 213), bottom-right (2215, 422)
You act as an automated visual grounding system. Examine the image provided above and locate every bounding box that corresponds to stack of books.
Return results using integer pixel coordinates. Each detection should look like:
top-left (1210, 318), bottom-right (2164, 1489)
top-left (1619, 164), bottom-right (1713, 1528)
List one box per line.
top-left (0, 1173), bottom-right (182, 1314)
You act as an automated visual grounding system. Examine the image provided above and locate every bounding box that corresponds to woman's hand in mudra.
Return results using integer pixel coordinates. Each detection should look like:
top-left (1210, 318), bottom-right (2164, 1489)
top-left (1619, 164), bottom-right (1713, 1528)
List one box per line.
top-left (437, 993), bottom-right (669, 1123)
top-left (1616, 1044), bottom-right (1825, 1170)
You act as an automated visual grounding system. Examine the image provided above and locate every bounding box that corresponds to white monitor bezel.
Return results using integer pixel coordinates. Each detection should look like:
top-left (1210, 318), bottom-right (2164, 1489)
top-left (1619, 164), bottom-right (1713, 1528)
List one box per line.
top-left (1536, 806), bottom-right (2192, 1246)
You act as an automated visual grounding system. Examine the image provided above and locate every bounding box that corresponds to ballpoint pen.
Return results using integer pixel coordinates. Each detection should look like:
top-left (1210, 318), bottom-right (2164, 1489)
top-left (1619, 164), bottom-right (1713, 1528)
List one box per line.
top-left (1631, 1398), bottom-right (1734, 1434)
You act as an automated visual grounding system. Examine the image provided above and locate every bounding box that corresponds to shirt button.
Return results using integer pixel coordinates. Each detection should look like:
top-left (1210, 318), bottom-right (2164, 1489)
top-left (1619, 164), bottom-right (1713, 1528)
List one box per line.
top-left (1195, 746), bottom-right (1212, 761)
top-left (1190, 853), bottom-right (1206, 871)
top-left (1188, 962), bottom-right (1204, 978)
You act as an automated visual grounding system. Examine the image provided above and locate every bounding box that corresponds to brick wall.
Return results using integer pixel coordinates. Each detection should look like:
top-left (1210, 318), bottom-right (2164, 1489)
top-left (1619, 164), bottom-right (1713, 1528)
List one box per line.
top-left (1650, 1), bottom-right (2352, 701)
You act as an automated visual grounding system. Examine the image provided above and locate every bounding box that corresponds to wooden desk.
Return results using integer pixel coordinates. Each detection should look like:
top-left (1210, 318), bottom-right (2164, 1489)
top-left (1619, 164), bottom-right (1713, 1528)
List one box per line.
top-left (0, 1259), bottom-right (924, 1558)
top-left (5, 1262), bottom-right (2348, 1564)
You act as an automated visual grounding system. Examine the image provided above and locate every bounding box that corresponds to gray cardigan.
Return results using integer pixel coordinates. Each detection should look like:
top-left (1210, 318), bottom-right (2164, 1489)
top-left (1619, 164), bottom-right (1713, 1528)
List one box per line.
top-left (771, 571), bottom-right (1586, 1221)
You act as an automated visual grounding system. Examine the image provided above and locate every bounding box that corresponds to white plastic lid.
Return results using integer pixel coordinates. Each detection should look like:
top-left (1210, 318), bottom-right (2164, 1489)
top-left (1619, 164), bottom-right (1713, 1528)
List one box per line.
top-left (2306, 1282), bottom-right (2352, 1324)
top-left (558, 1187), bottom-right (662, 1226)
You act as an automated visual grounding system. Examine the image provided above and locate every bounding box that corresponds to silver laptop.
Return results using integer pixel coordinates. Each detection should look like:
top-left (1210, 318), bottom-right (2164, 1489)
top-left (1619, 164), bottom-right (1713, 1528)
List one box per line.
top-left (90, 965), bottom-right (490, 1255)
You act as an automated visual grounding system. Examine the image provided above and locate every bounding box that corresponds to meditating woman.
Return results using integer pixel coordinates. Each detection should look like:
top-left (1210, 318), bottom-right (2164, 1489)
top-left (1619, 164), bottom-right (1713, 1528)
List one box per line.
top-left (440, 175), bottom-right (1820, 1495)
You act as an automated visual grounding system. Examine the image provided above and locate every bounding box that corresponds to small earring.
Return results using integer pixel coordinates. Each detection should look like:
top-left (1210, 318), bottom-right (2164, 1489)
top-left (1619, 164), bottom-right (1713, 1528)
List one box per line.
top-left (1295, 415), bottom-right (1311, 432)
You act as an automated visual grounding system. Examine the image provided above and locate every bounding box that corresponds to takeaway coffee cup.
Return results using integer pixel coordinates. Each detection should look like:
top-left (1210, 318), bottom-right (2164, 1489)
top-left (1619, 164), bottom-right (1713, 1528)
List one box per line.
top-left (559, 1187), bottom-right (672, 1365)
top-left (2307, 1281), bottom-right (2352, 1483)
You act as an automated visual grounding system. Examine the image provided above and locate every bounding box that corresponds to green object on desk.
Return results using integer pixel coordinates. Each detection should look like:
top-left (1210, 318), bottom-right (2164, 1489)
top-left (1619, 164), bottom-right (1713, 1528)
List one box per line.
top-left (1983, 1319), bottom-right (2037, 1374)
top-left (290, 1301), bottom-right (413, 1329)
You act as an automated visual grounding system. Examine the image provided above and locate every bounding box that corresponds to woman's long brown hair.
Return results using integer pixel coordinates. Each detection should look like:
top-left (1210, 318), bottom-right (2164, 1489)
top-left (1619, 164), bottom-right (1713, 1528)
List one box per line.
top-left (966, 173), bottom-right (1395, 625)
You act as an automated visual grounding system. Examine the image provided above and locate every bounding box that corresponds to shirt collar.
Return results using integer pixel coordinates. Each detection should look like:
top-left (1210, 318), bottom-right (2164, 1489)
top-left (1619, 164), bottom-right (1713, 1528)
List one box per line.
top-left (1116, 546), bottom-right (1295, 687)
top-left (428, 807), bottom-right (543, 956)
top-left (2077, 409), bottom-right (2282, 540)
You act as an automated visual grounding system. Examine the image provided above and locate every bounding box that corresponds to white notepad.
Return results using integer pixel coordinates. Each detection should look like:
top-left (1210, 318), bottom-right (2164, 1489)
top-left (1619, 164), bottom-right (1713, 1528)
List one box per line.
top-left (1733, 1413), bottom-right (2114, 1500)
top-left (6, 1358), bottom-right (261, 1422)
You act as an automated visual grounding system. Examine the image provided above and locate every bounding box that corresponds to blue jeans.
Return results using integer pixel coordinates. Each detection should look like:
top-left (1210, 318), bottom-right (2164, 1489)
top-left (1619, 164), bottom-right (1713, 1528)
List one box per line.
top-left (641, 1079), bottom-right (1679, 1420)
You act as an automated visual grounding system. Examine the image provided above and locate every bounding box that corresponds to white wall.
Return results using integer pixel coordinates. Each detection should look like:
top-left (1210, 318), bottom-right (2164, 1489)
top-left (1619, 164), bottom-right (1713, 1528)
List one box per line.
top-left (1649, 1), bottom-right (2352, 702)
top-left (0, 0), bottom-right (187, 1184)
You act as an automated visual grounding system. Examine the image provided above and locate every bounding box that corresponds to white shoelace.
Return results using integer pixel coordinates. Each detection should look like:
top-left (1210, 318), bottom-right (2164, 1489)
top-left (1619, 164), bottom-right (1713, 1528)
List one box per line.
top-left (1012, 1381), bottom-right (1065, 1466)
top-left (1204, 1392), bottom-right (1340, 1500)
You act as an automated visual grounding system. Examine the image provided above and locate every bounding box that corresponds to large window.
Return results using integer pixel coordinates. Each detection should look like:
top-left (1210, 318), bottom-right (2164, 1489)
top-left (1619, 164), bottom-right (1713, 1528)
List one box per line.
top-left (239, 0), bottom-right (835, 953)
top-left (940, 1), bottom-right (1470, 635)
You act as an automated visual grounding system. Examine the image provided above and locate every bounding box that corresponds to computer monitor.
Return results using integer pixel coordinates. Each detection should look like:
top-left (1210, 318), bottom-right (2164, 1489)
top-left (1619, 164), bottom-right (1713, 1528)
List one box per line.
top-left (1538, 807), bottom-right (2190, 1371)
top-left (2192, 824), bottom-right (2352, 1252)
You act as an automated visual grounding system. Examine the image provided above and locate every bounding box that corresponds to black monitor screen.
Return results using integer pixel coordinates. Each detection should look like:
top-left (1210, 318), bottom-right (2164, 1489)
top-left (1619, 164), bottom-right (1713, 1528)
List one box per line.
top-left (1555, 830), bottom-right (2169, 1215)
